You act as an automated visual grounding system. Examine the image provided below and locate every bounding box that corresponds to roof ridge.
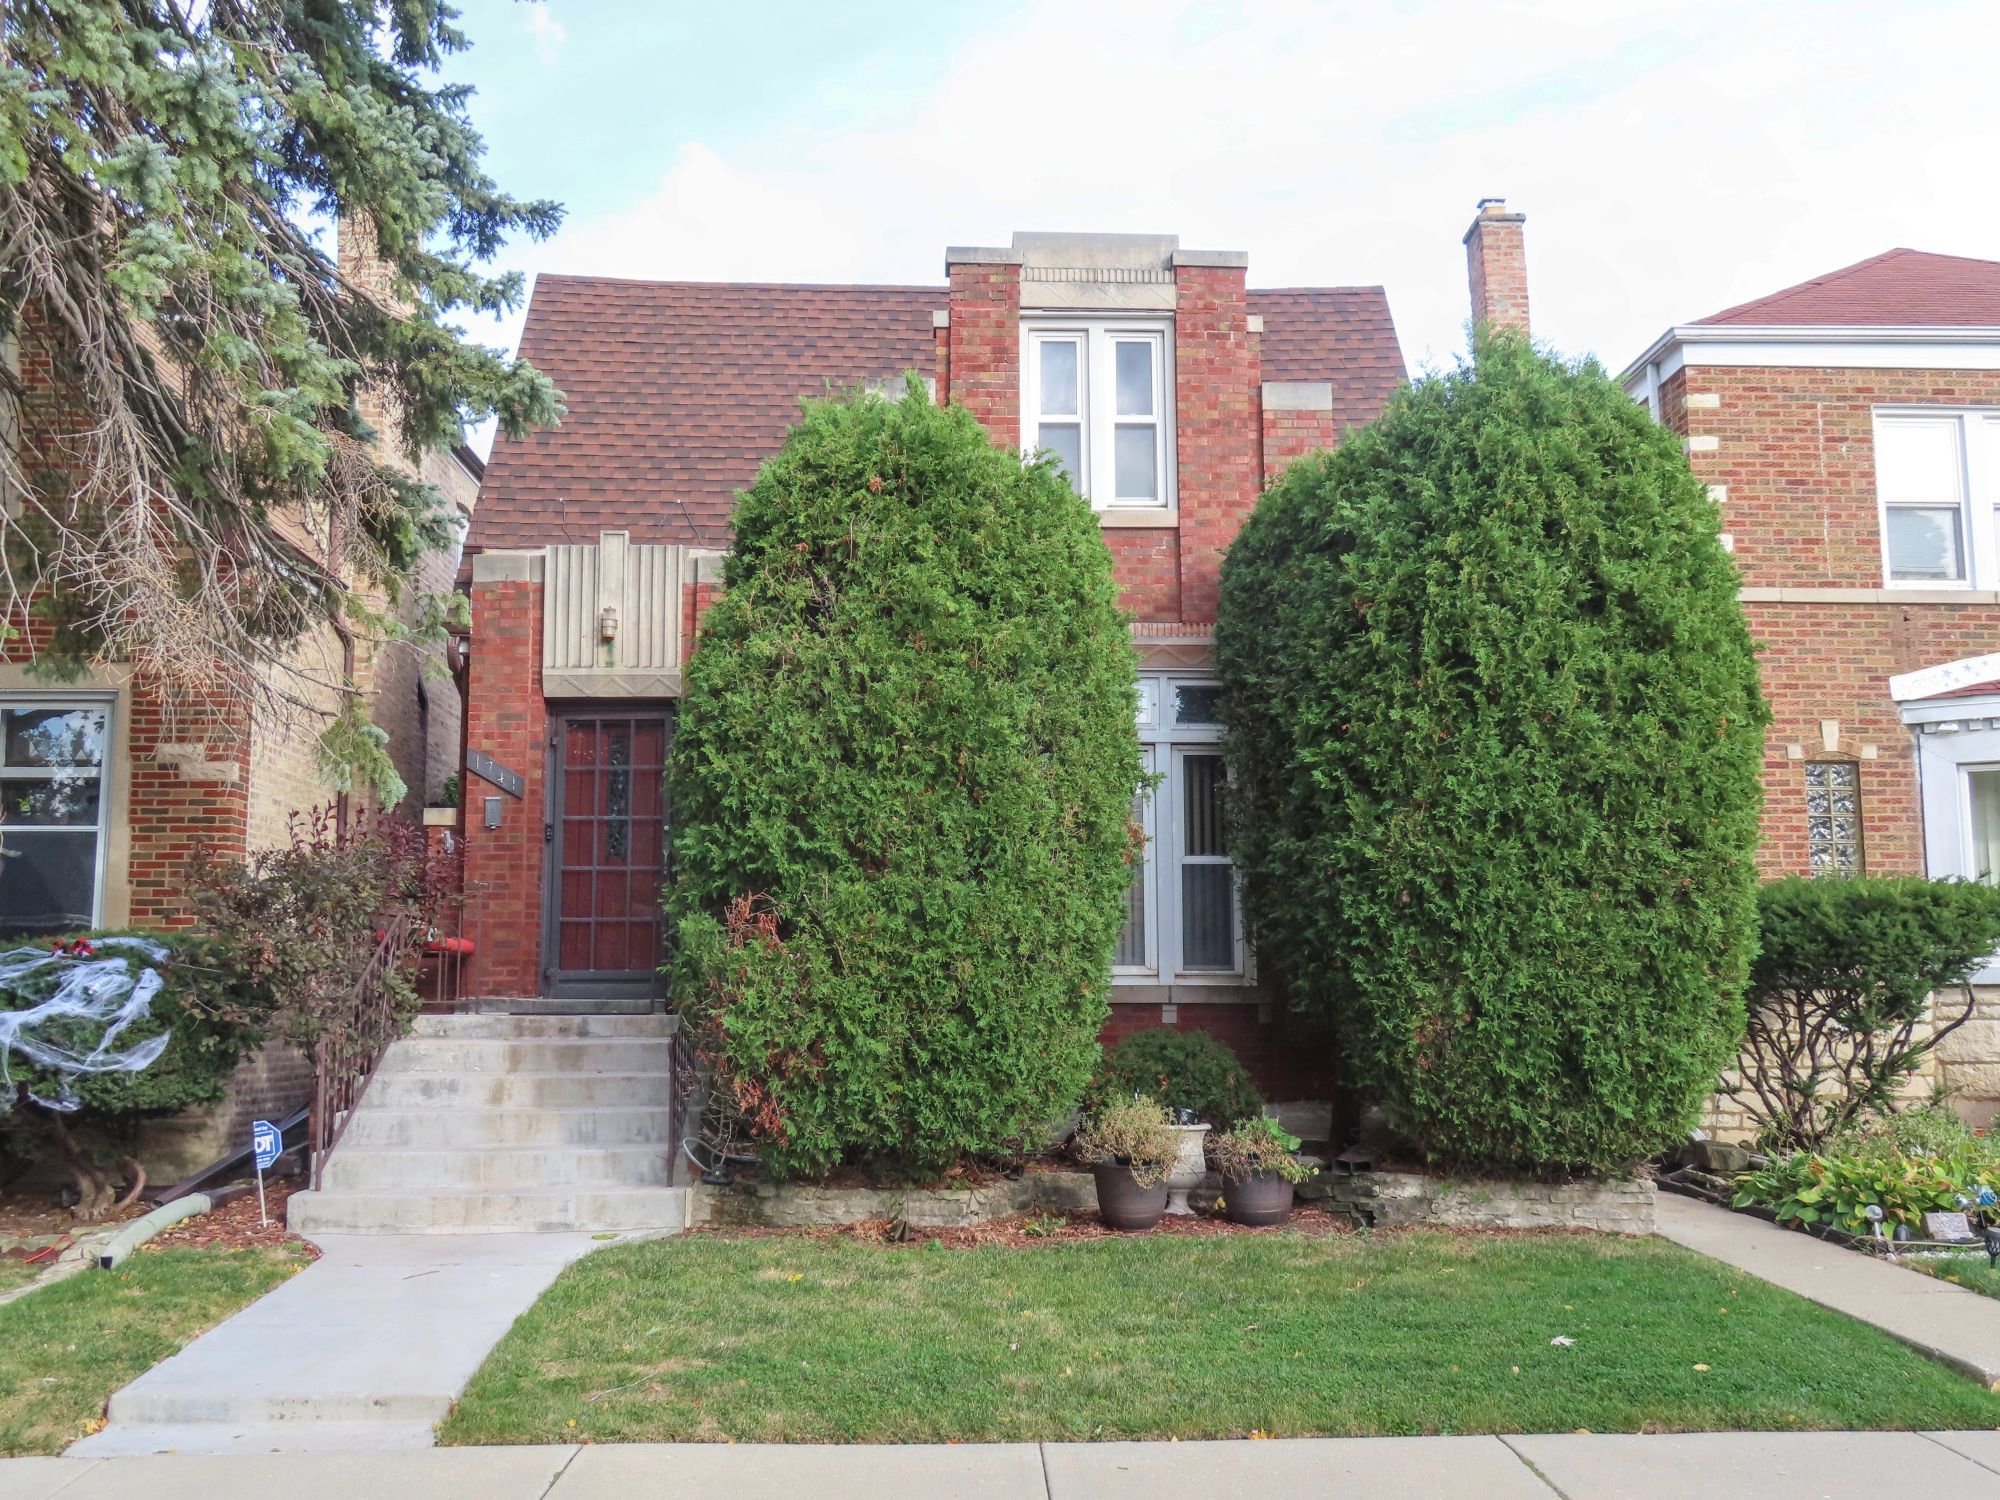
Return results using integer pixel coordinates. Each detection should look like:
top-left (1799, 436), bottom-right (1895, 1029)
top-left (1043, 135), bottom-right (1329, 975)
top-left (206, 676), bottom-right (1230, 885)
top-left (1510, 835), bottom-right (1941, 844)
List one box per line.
top-left (533, 273), bottom-right (945, 294)
top-left (1698, 247), bottom-right (2000, 325)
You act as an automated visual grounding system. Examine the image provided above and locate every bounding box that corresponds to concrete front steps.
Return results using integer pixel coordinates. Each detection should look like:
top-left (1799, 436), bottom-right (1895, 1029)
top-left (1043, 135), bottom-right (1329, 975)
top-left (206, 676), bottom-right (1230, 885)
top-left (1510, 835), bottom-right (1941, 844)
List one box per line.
top-left (288, 1010), bottom-right (686, 1236)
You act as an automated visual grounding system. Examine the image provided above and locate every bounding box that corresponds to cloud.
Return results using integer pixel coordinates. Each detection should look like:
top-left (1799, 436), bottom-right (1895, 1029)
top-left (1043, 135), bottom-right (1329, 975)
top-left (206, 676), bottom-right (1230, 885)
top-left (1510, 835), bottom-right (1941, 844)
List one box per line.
top-left (522, 3), bottom-right (564, 65)
top-left (471, 0), bottom-right (2000, 398)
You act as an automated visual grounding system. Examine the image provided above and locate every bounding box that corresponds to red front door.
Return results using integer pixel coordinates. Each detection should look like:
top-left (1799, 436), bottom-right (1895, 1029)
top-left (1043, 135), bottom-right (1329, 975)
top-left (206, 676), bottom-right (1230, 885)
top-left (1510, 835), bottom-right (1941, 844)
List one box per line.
top-left (544, 711), bottom-right (670, 996)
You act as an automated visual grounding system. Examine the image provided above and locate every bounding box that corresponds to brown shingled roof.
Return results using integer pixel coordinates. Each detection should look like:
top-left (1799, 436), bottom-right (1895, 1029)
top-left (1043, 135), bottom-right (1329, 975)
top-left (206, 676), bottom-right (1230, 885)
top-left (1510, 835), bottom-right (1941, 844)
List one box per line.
top-left (1696, 248), bottom-right (2000, 327)
top-left (471, 274), bottom-right (1405, 552)
top-left (1250, 286), bottom-right (1404, 432)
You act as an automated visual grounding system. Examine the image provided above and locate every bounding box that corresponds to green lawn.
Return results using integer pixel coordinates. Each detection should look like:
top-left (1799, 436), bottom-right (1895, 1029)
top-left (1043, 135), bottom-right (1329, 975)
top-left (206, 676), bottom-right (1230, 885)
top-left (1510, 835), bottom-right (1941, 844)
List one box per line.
top-left (0, 1258), bottom-right (50, 1297)
top-left (1909, 1250), bottom-right (2000, 1299)
top-left (0, 1245), bottom-right (305, 1454)
top-left (440, 1230), bottom-right (2000, 1444)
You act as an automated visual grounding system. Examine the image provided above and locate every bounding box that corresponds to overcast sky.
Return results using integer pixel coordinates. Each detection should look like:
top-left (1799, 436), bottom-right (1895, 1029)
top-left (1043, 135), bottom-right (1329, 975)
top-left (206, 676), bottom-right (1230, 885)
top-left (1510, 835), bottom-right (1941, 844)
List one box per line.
top-left (448, 0), bottom-right (2000, 449)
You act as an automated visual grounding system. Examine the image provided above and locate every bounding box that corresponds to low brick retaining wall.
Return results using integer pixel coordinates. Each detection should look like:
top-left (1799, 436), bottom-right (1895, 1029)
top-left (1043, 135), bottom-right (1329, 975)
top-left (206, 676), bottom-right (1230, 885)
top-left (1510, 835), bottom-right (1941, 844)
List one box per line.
top-left (1296, 1170), bottom-right (1654, 1233)
top-left (692, 1165), bottom-right (1652, 1234)
top-left (690, 1170), bottom-right (1099, 1229)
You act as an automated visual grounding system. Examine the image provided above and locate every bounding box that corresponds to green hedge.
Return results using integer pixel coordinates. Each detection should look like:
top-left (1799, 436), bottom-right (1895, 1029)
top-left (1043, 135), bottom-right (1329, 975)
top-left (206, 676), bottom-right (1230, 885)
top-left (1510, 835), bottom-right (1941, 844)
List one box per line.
top-left (667, 381), bottom-right (1143, 1179)
top-left (1087, 1027), bottom-right (1263, 1126)
top-left (1215, 333), bottom-right (1767, 1174)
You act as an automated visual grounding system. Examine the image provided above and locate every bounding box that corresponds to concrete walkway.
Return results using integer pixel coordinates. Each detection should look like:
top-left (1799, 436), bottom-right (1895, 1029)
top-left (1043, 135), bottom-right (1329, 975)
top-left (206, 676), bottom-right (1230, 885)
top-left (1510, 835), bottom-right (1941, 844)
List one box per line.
top-left (1656, 1191), bottom-right (2000, 1386)
top-left (66, 1233), bottom-right (620, 1457)
top-left (6, 1434), bottom-right (2000, 1498)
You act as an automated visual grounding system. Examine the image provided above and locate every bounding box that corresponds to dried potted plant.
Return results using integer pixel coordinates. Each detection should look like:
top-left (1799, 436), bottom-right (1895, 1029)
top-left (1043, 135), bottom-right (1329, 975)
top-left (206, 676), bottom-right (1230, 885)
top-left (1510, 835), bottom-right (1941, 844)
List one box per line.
top-left (1073, 1095), bottom-right (1178, 1231)
top-left (1209, 1115), bottom-right (1316, 1227)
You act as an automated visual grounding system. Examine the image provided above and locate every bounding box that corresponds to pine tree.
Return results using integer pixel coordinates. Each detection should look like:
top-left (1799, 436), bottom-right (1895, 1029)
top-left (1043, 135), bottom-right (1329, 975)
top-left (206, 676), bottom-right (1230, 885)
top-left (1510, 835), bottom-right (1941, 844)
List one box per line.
top-left (0, 1), bottom-right (560, 779)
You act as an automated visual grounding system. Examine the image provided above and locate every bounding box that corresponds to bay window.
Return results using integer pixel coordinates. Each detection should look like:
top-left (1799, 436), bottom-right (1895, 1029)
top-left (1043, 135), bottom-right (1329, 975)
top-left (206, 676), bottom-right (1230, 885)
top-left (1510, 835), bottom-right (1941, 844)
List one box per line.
top-left (1116, 675), bottom-right (1246, 983)
top-left (1875, 410), bottom-right (2000, 586)
top-left (0, 698), bottom-right (112, 939)
top-left (1022, 319), bottom-right (1173, 511)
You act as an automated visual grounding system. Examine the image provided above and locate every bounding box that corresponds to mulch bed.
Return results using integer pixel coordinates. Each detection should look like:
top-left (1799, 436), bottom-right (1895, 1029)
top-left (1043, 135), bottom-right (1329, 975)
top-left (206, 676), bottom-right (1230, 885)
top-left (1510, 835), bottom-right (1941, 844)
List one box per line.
top-left (146, 1178), bottom-right (319, 1260)
top-left (0, 1187), bottom-right (149, 1242)
top-left (691, 1203), bottom-right (1363, 1250)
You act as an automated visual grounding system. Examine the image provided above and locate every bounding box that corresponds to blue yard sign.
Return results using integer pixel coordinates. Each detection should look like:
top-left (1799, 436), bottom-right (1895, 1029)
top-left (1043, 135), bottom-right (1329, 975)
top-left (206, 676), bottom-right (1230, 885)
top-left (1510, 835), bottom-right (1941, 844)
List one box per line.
top-left (251, 1119), bottom-right (281, 1170)
top-left (251, 1119), bottom-right (280, 1227)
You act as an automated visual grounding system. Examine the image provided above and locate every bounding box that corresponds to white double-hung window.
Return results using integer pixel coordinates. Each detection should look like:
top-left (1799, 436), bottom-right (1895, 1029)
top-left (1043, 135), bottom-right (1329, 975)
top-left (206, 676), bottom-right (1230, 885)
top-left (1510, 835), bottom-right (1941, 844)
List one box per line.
top-left (1022, 320), bottom-right (1173, 511)
top-left (0, 698), bottom-right (112, 939)
top-left (1116, 676), bottom-right (1246, 983)
top-left (1875, 409), bottom-right (2000, 586)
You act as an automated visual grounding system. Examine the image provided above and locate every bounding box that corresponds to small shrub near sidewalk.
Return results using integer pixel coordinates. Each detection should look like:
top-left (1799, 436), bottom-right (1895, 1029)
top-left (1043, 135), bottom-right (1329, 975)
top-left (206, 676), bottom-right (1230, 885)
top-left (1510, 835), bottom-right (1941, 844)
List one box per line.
top-left (1735, 876), bottom-right (2000, 1153)
top-left (0, 1245), bottom-right (304, 1454)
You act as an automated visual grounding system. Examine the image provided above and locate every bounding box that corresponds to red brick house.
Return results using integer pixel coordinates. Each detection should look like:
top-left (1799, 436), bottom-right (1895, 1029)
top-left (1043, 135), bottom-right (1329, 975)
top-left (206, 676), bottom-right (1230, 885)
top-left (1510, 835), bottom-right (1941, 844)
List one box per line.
top-left (456, 226), bottom-right (1409, 1087)
top-left (1622, 247), bottom-right (2000, 1124)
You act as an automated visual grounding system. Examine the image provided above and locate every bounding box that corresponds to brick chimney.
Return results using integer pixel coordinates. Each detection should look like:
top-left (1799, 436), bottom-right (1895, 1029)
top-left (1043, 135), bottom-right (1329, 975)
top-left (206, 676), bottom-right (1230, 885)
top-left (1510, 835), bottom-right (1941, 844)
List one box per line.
top-left (1463, 197), bottom-right (1529, 336)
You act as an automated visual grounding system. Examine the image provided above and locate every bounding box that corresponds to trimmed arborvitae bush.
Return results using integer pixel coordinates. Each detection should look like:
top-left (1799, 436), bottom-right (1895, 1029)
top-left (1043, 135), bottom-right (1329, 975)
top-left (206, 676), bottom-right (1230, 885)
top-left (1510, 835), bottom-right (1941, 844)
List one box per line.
top-left (1215, 332), bottom-right (1767, 1175)
top-left (668, 380), bottom-right (1143, 1180)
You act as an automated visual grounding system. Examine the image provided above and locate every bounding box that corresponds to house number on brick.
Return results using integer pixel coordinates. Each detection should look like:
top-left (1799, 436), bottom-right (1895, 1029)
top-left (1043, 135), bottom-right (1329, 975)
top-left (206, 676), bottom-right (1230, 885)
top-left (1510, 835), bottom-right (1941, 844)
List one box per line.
top-left (466, 748), bottom-right (525, 798)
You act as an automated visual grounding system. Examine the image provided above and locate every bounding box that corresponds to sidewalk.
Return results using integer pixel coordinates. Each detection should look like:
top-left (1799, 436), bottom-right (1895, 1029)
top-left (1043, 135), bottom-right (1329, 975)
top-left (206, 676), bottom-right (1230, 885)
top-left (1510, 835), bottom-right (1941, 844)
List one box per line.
top-left (7, 1433), bottom-right (2000, 1499)
top-left (1656, 1191), bottom-right (2000, 1386)
top-left (67, 1233), bottom-right (615, 1456)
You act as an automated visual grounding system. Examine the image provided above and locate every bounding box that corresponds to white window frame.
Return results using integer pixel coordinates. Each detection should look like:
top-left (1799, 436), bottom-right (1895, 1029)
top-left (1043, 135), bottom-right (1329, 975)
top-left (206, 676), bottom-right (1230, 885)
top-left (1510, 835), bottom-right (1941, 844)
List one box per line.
top-left (1873, 408), bottom-right (2000, 589)
top-left (1912, 708), bottom-right (2000, 982)
top-left (0, 693), bottom-right (116, 935)
top-left (1021, 316), bottom-right (1175, 511)
top-left (1116, 674), bottom-right (1249, 985)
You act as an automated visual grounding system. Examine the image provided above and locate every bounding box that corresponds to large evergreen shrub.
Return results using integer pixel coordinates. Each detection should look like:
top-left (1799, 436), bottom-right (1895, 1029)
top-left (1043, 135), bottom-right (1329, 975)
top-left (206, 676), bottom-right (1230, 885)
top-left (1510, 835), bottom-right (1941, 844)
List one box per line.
top-left (668, 381), bottom-right (1142, 1180)
top-left (1216, 333), bottom-right (1767, 1174)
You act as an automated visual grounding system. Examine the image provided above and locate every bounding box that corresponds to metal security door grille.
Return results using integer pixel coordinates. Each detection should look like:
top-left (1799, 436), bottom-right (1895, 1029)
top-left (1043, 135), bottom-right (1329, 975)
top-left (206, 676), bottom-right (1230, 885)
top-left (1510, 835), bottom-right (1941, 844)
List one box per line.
top-left (544, 713), bottom-right (669, 995)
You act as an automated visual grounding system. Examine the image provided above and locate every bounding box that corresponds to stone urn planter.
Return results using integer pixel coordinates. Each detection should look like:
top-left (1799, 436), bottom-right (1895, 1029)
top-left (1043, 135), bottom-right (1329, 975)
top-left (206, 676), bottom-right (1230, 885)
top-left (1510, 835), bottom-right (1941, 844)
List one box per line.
top-left (1092, 1162), bottom-right (1170, 1231)
top-left (1164, 1122), bottom-right (1211, 1216)
top-left (1220, 1169), bottom-right (1295, 1227)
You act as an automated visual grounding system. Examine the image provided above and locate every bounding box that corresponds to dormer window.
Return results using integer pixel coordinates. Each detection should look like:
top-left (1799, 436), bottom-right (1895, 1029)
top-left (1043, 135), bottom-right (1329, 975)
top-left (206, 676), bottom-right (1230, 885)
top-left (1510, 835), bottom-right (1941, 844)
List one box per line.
top-left (1022, 319), bottom-right (1173, 510)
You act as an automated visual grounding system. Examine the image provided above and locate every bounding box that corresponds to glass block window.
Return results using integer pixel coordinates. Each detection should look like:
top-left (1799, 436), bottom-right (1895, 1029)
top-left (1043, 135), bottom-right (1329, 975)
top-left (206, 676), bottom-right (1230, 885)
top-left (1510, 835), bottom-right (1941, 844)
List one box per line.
top-left (1804, 760), bottom-right (1863, 876)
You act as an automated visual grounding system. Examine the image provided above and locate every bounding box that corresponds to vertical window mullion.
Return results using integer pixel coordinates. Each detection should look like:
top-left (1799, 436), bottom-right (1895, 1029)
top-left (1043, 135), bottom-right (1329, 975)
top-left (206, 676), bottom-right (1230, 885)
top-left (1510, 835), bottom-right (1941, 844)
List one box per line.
top-left (1969, 414), bottom-right (2000, 589)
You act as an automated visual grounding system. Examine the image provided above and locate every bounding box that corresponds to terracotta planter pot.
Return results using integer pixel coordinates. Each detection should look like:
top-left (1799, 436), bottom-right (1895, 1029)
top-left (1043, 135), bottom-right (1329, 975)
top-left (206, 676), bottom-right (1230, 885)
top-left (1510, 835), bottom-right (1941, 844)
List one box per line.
top-left (1093, 1162), bottom-right (1170, 1231)
top-left (1221, 1169), bottom-right (1295, 1227)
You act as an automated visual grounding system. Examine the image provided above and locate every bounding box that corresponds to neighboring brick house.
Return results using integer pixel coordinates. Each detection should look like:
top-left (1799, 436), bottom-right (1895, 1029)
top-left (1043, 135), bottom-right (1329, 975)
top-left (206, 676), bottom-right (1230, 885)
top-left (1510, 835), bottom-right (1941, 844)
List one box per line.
top-left (1621, 247), bottom-right (2000, 1126)
top-left (0, 226), bottom-right (482, 1174)
top-left (457, 227), bottom-right (1407, 1091)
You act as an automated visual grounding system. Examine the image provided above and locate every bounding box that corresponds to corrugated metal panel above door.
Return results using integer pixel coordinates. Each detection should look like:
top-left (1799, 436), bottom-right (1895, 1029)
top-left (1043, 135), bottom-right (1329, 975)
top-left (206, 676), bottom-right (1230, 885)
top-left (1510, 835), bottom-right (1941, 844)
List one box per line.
top-left (542, 530), bottom-right (686, 697)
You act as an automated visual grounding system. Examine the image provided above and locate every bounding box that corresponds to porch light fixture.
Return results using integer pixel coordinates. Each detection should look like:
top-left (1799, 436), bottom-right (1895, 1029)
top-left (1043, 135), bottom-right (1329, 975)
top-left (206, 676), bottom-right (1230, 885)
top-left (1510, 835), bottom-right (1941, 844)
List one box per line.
top-left (598, 606), bottom-right (618, 642)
